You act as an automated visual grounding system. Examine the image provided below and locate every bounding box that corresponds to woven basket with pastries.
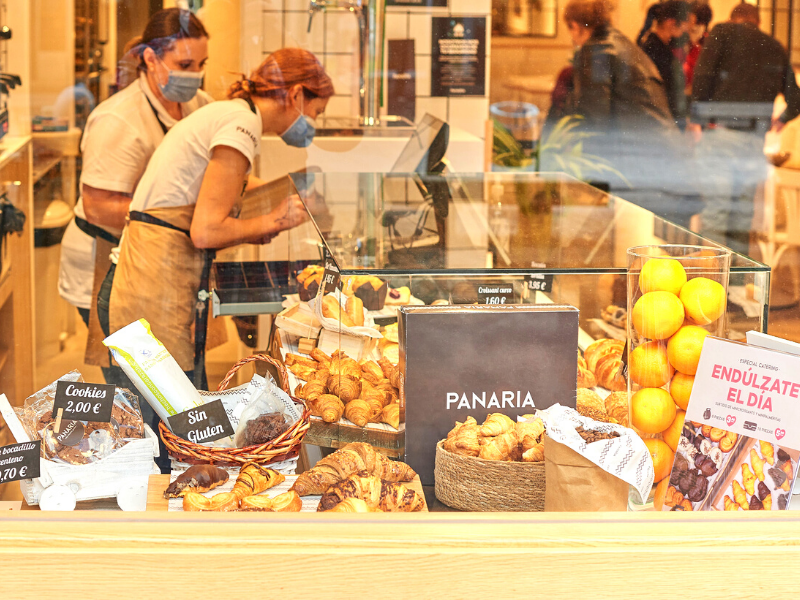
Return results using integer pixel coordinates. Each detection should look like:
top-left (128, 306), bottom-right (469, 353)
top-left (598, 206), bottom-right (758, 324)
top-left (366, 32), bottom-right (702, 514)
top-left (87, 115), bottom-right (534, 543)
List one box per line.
top-left (434, 414), bottom-right (546, 511)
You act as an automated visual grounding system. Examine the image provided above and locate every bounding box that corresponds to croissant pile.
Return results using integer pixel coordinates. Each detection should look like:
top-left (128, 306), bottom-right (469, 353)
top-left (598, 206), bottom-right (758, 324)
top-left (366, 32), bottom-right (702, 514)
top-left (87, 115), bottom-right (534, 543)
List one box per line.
top-left (721, 442), bottom-right (794, 511)
top-left (443, 413), bottom-right (546, 463)
top-left (317, 474), bottom-right (425, 512)
top-left (287, 348), bottom-right (401, 430)
top-left (579, 339), bottom-right (626, 392)
top-left (181, 462), bottom-right (301, 513)
top-left (290, 442), bottom-right (417, 496)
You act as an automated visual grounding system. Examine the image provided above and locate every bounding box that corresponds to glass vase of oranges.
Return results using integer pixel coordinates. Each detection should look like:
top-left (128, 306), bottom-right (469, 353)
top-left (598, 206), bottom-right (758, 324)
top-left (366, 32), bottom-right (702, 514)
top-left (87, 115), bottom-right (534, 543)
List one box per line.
top-left (626, 245), bottom-right (731, 508)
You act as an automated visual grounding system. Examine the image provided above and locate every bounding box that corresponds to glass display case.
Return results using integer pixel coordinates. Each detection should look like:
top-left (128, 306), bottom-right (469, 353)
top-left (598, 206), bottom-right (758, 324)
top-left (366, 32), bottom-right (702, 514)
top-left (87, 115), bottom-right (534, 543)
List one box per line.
top-left (272, 172), bottom-right (770, 454)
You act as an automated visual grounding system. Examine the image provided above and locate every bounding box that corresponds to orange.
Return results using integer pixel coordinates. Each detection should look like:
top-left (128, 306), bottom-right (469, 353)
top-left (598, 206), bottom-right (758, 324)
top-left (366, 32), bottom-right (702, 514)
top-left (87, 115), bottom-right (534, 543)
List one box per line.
top-left (679, 277), bottom-right (726, 325)
top-left (670, 372), bottom-right (695, 410)
top-left (645, 438), bottom-right (675, 483)
top-left (629, 341), bottom-right (674, 388)
top-left (662, 409), bottom-right (686, 452)
top-left (639, 258), bottom-right (687, 295)
top-left (667, 325), bottom-right (710, 375)
top-left (653, 476), bottom-right (669, 510)
top-left (632, 291), bottom-right (685, 340)
top-left (631, 388), bottom-right (677, 434)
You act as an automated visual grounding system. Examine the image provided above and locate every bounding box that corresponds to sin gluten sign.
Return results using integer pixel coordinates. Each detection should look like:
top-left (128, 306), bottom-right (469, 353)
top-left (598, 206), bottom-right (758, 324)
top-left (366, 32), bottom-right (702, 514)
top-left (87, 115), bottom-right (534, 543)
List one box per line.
top-left (168, 400), bottom-right (235, 444)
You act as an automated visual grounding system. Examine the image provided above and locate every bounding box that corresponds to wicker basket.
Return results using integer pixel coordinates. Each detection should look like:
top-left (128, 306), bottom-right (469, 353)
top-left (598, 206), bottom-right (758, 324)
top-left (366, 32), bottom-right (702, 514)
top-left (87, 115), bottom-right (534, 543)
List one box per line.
top-left (159, 354), bottom-right (310, 467)
top-left (434, 440), bottom-right (545, 511)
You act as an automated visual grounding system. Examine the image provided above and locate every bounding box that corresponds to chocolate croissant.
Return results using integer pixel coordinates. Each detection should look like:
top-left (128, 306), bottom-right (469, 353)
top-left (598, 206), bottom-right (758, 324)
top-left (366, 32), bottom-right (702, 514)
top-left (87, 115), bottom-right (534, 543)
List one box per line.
top-left (163, 465), bottom-right (229, 498)
top-left (323, 498), bottom-right (382, 513)
top-left (232, 462), bottom-right (285, 500)
top-left (317, 474), bottom-right (424, 512)
top-left (290, 442), bottom-right (416, 496)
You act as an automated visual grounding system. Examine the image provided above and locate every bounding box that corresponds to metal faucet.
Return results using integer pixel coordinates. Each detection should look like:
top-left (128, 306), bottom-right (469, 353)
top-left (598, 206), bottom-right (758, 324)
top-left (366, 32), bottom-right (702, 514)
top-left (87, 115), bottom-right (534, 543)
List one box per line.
top-left (307, 0), bottom-right (385, 126)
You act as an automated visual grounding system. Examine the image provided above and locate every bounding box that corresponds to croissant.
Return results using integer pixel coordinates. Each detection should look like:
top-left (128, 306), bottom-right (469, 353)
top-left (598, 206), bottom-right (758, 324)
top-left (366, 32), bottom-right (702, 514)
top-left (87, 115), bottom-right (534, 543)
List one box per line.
top-left (294, 383), bottom-right (306, 400)
top-left (232, 462), bottom-right (285, 501)
top-left (303, 380), bottom-right (327, 401)
top-left (360, 382), bottom-right (389, 407)
top-left (345, 295), bottom-right (365, 327)
top-left (480, 413), bottom-right (515, 437)
top-left (604, 392), bottom-right (629, 427)
top-left (285, 353), bottom-right (318, 369)
top-left (381, 403), bottom-right (400, 430)
top-left (723, 495), bottom-right (738, 511)
top-left (327, 374), bottom-right (361, 402)
top-left (742, 464), bottom-right (756, 496)
top-left (310, 368), bottom-right (330, 383)
top-left (763, 493), bottom-right (773, 510)
top-left (577, 366), bottom-right (597, 389)
top-left (733, 480), bottom-right (749, 510)
top-left (443, 419), bottom-right (480, 457)
top-left (310, 348), bottom-right (331, 365)
top-left (289, 364), bottom-right (316, 381)
top-left (522, 443), bottom-right (544, 462)
top-left (750, 449), bottom-right (766, 482)
top-left (375, 380), bottom-right (398, 403)
top-left (240, 491), bottom-right (302, 512)
top-left (594, 353), bottom-right (626, 391)
top-left (290, 442), bottom-right (416, 496)
top-left (344, 398), bottom-right (371, 427)
top-left (317, 475), bottom-right (424, 512)
top-left (759, 441), bottom-right (775, 465)
top-left (308, 394), bottom-right (345, 423)
top-left (323, 498), bottom-right (382, 513)
top-left (359, 360), bottom-right (385, 384)
top-left (584, 338), bottom-right (624, 372)
top-left (478, 430), bottom-right (519, 461)
top-left (366, 398), bottom-right (384, 423)
top-left (389, 366), bottom-right (401, 390)
top-left (378, 357), bottom-right (395, 379)
top-left (322, 295), bottom-right (355, 327)
top-left (183, 491), bottom-right (239, 512)
top-left (164, 465), bottom-right (230, 498)
top-left (516, 419), bottom-right (545, 446)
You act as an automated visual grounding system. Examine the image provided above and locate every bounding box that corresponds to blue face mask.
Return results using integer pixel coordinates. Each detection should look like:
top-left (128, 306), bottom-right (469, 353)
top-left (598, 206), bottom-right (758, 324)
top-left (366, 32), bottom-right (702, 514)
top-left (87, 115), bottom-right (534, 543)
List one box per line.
top-left (159, 68), bottom-right (204, 103)
top-left (281, 110), bottom-right (316, 148)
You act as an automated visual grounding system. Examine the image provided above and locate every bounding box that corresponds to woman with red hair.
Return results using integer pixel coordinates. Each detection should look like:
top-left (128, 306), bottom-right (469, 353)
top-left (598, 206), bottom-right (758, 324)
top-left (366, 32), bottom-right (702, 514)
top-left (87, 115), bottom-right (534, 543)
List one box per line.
top-left (102, 48), bottom-right (334, 389)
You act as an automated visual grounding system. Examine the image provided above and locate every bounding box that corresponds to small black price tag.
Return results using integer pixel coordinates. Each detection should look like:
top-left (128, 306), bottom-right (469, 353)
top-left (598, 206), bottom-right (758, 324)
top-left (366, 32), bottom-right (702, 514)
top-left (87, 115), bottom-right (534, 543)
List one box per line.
top-left (525, 273), bottom-right (553, 294)
top-left (168, 399), bottom-right (235, 444)
top-left (53, 381), bottom-right (115, 423)
top-left (0, 441), bottom-right (41, 483)
top-left (322, 250), bottom-right (341, 294)
top-left (476, 283), bottom-right (514, 305)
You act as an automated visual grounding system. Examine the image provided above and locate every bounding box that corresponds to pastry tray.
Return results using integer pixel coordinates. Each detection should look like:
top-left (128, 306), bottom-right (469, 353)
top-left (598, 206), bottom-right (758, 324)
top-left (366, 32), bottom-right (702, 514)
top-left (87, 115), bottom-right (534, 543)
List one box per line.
top-left (211, 260), bottom-right (317, 317)
top-left (708, 437), bottom-right (798, 511)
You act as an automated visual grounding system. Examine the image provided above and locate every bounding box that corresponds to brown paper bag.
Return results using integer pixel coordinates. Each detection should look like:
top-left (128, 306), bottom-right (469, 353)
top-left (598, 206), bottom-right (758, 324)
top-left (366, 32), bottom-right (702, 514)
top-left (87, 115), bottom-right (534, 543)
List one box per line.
top-left (543, 434), bottom-right (629, 511)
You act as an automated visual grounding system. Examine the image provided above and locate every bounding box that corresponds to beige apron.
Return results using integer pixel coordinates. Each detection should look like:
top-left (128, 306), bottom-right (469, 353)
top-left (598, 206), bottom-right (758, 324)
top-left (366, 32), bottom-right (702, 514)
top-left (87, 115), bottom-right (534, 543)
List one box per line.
top-left (108, 205), bottom-right (226, 371)
top-left (84, 236), bottom-right (115, 367)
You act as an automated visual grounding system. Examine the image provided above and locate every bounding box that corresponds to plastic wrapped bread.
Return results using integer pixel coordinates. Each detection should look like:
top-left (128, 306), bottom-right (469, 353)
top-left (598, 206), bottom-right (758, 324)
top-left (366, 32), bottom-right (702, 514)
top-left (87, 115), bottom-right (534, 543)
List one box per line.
top-left (103, 319), bottom-right (204, 428)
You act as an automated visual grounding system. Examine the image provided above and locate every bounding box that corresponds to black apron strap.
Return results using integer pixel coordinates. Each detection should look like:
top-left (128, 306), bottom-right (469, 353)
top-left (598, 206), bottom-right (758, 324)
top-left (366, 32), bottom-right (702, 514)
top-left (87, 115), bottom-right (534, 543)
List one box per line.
top-left (128, 210), bottom-right (190, 236)
top-left (74, 216), bottom-right (120, 245)
top-left (244, 96), bottom-right (257, 115)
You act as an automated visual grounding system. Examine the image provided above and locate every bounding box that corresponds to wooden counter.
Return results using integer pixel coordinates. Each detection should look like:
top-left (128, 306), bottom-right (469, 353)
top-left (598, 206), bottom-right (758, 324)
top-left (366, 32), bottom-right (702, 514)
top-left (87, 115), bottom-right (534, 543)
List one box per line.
top-left (1, 510), bottom-right (800, 597)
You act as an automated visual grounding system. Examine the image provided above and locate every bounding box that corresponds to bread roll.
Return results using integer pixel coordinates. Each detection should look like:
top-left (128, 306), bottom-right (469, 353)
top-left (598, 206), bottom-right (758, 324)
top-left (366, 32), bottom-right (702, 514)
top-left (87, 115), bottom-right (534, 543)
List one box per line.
top-left (322, 295), bottom-right (355, 327)
top-left (345, 295), bottom-right (365, 326)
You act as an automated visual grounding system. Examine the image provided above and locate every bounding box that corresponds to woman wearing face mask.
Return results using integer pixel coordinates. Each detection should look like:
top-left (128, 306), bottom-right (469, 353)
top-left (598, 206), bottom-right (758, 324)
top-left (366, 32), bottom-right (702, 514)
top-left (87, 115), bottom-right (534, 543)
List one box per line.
top-left (105, 48), bottom-right (333, 388)
top-left (58, 8), bottom-right (211, 386)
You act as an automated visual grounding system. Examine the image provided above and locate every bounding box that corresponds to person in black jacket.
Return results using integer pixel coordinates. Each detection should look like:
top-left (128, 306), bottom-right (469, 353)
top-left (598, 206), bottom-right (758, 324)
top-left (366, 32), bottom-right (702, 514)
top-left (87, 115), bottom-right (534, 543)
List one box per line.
top-left (640, 1), bottom-right (690, 126)
top-left (691, 2), bottom-right (800, 253)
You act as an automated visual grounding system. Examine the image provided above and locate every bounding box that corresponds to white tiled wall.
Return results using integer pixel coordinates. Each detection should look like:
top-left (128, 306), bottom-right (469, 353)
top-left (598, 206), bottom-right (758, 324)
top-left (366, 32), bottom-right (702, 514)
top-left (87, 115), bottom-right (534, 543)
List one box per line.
top-left (246, 0), bottom-right (491, 138)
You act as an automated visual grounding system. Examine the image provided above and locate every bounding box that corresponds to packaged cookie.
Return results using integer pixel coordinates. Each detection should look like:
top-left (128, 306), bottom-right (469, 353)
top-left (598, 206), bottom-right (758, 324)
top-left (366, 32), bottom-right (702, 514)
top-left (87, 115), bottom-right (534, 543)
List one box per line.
top-left (16, 370), bottom-right (145, 466)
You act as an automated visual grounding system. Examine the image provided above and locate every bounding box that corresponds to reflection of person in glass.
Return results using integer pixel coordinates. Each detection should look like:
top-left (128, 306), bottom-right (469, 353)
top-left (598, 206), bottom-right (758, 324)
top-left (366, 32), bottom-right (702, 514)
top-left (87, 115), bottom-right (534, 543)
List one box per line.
top-left (104, 49), bottom-right (334, 385)
top-left (58, 8), bottom-right (212, 386)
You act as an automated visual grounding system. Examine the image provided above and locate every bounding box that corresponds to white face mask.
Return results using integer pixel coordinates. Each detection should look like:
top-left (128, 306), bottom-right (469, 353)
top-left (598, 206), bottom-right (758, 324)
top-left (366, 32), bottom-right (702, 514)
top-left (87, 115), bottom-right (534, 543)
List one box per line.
top-left (158, 57), bottom-right (204, 103)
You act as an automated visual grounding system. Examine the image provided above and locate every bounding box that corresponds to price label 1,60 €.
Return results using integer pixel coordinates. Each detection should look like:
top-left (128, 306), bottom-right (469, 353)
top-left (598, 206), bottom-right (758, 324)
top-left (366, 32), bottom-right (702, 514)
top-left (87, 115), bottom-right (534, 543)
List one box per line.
top-left (0, 441), bottom-right (41, 484)
top-left (53, 381), bottom-right (115, 423)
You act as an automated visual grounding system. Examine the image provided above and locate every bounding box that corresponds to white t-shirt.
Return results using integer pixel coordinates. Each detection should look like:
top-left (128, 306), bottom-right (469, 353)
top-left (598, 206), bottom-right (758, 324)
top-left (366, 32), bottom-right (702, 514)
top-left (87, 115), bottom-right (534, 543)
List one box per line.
top-left (128, 99), bottom-right (261, 213)
top-left (58, 74), bottom-right (212, 309)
